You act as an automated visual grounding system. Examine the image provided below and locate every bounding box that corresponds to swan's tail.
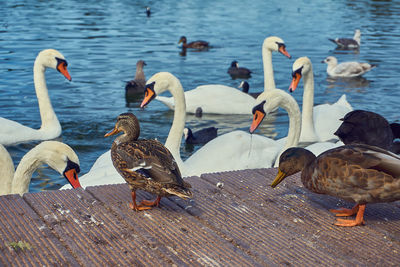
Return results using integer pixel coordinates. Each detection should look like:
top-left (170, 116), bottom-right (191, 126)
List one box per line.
top-left (336, 94), bottom-right (352, 110)
top-left (155, 96), bottom-right (175, 110)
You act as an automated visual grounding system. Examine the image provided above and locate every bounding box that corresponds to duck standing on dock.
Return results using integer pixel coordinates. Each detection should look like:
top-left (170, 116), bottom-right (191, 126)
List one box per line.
top-left (105, 113), bottom-right (192, 211)
top-left (271, 144), bottom-right (400, 226)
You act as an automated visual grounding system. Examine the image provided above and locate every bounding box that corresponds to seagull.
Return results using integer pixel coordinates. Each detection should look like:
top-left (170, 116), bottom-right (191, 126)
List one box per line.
top-left (322, 56), bottom-right (376, 78)
top-left (329, 29), bottom-right (361, 49)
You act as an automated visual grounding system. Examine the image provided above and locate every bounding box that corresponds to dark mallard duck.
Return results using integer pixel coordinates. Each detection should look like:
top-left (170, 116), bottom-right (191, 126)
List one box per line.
top-left (105, 113), bottom-right (192, 211)
top-left (178, 36), bottom-right (209, 50)
top-left (125, 60), bottom-right (147, 100)
top-left (335, 110), bottom-right (400, 154)
top-left (272, 144), bottom-right (400, 226)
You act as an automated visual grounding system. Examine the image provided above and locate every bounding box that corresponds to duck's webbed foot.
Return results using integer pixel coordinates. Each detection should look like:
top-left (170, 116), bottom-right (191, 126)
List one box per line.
top-left (332, 204), bottom-right (366, 227)
top-left (138, 196), bottom-right (162, 208)
top-left (129, 191), bottom-right (152, 211)
top-left (329, 204), bottom-right (360, 217)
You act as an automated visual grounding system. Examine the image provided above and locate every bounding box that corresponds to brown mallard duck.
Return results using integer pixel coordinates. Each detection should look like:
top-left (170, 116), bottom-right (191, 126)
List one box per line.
top-left (105, 113), bottom-right (192, 211)
top-left (125, 60), bottom-right (146, 98)
top-left (271, 144), bottom-right (400, 226)
top-left (178, 36), bottom-right (209, 49)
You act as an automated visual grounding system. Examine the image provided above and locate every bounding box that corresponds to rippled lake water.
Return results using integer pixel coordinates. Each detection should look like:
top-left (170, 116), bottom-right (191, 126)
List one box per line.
top-left (0, 0), bottom-right (399, 192)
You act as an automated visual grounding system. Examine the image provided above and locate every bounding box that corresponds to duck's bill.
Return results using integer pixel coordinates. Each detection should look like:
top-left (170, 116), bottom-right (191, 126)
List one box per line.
top-left (250, 110), bottom-right (265, 133)
top-left (279, 47), bottom-right (291, 59)
top-left (64, 168), bottom-right (81, 188)
top-left (289, 72), bottom-right (301, 92)
top-left (57, 61), bottom-right (72, 81)
top-left (140, 87), bottom-right (156, 108)
top-left (104, 127), bottom-right (121, 137)
top-left (271, 169), bottom-right (286, 188)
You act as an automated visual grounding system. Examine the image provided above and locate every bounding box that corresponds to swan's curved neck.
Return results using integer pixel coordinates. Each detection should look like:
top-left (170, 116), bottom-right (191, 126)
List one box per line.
top-left (273, 93), bottom-right (301, 166)
top-left (11, 146), bottom-right (45, 195)
top-left (282, 95), bottom-right (301, 151)
top-left (0, 145), bottom-right (14, 195)
top-left (164, 78), bottom-right (186, 168)
top-left (262, 48), bottom-right (275, 91)
top-left (33, 59), bottom-right (61, 132)
top-left (300, 67), bottom-right (318, 141)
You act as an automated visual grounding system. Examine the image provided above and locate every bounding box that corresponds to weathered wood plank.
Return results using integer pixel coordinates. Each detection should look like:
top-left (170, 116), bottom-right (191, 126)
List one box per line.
top-left (86, 182), bottom-right (259, 266)
top-left (0, 194), bottom-right (79, 266)
top-left (24, 188), bottom-right (169, 266)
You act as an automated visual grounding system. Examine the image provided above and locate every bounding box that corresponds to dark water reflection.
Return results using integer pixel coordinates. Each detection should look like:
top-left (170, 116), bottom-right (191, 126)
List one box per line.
top-left (0, 0), bottom-right (399, 192)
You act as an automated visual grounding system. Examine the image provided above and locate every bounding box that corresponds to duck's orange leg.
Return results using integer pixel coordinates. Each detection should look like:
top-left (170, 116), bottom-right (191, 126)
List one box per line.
top-left (129, 191), bottom-right (152, 211)
top-left (138, 196), bottom-right (162, 208)
top-left (329, 204), bottom-right (360, 217)
top-left (334, 204), bottom-right (366, 227)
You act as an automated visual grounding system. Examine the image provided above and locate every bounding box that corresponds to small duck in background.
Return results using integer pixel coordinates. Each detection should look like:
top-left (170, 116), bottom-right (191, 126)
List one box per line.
top-left (238, 81), bottom-right (261, 98)
top-left (329, 29), bottom-right (361, 49)
top-left (272, 144), bottom-right (400, 226)
top-left (145, 6), bottom-right (151, 17)
top-left (105, 113), bottom-right (192, 211)
top-left (227, 61), bottom-right (252, 79)
top-left (125, 60), bottom-right (147, 102)
top-left (183, 127), bottom-right (217, 145)
top-left (178, 36), bottom-right (209, 50)
top-left (322, 56), bottom-right (376, 78)
top-left (334, 110), bottom-right (399, 153)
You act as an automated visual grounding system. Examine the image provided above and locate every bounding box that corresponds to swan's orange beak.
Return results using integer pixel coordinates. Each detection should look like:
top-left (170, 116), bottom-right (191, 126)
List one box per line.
top-left (279, 46), bottom-right (291, 59)
top-left (250, 110), bottom-right (266, 133)
top-left (289, 72), bottom-right (302, 93)
top-left (140, 86), bottom-right (156, 108)
top-left (104, 126), bottom-right (121, 137)
top-left (57, 60), bottom-right (71, 81)
top-left (64, 168), bottom-right (81, 188)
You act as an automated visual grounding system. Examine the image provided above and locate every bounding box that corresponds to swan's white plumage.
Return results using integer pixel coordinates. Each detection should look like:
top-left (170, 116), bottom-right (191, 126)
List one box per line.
top-left (0, 49), bottom-right (70, 146)
top-left (156, 84), bottom-right (256, 114)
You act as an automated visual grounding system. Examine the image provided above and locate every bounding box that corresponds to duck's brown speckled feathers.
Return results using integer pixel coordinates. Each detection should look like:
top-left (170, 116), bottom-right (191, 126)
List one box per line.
top-left (111, 139), bottom-right (191, 197)
top-left (105, 112), bottom-right (192, 211)
top-left (273, 144), bottom-right (400, 226)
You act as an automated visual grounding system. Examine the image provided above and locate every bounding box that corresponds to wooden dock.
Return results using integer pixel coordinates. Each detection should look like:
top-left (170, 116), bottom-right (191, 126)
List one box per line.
top-left (0, 168), bottom-right (399, 266)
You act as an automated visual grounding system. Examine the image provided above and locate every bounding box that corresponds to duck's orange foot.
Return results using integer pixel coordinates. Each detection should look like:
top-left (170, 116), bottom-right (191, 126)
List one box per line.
top-left (332, 204), bottom-right (366, 227)
top-left (129, 202), bottom-right (152, 211)
top-left (334, 217), bottom-right (365, 227)
top-left (138, 196), bottom-right (162, 207)
top-left (329, 204), bottom-right (360, 217)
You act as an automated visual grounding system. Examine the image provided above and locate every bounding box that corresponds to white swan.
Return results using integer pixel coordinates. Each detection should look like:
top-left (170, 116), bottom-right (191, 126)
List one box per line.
top-left (322, 56), bottom-right (376, 78)
top-left (0, 141), bottom-right (81, 196)
top-left (289, 57), bottom-right (353, 142)
top-left (0, 49), bottom-right (71, 146)
top-left (155, 36), bottom-right (291, 114)
top-left (142, 72), bottom-right (300, 175)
